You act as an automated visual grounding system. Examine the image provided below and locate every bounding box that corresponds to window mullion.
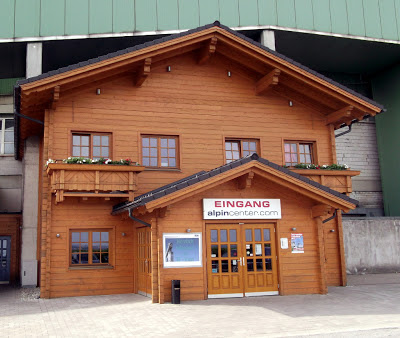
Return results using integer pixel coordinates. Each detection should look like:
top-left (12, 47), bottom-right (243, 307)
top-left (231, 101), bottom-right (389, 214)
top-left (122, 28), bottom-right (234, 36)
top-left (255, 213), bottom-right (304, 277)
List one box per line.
top-left (89, 231), bottom-right (92, 264)
top-left (158, 137), bottom-right (161, 167)
top-left (90, 134), bottom-right (93, 159)
top-left (297, 142), bottom-right (300, 164)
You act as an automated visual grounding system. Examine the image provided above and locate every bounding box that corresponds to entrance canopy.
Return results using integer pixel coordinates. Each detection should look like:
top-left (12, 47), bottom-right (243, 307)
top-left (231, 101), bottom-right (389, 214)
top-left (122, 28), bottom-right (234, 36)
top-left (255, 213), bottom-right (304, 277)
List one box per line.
top-left (112, 154), bottom-right (358, 216)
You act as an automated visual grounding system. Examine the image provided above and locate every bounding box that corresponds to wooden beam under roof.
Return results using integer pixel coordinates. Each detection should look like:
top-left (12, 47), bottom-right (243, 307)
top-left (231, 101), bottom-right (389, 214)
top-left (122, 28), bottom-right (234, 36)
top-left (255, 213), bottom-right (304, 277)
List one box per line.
top-left (325, 106), bottom-right (354, 125)
top-left (135, 58), bottom-right (152, 87)
top-left (216, 31), bottom-right (381, 115)
top-left (50, 86), bottom-right (60, 110)
top-left (255, 69), bottom-right (281, 95)
top-left (198, 37), bottom-right (218, 65)
top-left (237, 171), bottom-right (255, 189)
top-left (217, 43), bottom-right (270, 75)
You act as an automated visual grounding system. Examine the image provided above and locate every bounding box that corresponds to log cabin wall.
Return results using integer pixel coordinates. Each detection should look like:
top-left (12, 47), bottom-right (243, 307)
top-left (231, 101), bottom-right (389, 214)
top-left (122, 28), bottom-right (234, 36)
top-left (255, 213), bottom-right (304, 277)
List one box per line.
top-left (39, 50), bottom-right (346, 299)
top-left (43, 199), bottom-right (136, 298)
top-left (50, 52), bottom-right (335, 193)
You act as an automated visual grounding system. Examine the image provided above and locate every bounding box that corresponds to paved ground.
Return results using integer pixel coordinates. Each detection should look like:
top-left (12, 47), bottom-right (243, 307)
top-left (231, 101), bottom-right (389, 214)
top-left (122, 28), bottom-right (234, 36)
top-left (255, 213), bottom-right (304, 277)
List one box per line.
top-left (1, 274), bottom-right (400, 337)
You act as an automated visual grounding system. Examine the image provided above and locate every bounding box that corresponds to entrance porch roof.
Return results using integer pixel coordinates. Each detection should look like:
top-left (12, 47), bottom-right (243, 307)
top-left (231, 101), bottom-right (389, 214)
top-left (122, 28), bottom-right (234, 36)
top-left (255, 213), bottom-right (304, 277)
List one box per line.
top-left (112, 153), bottom-right (358, 216)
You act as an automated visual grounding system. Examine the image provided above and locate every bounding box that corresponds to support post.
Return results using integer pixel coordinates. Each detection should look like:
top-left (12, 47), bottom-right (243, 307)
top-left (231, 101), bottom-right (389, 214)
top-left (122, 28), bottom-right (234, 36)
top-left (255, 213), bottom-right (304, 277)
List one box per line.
top-left (260, 30), bottom-right (276, 51)
top-left (21, 42), bottom-right (43, 287)
top-left (26, 43), bottom-right (42, 78)
top-left (151, 218), bottom-right (159, 303)
top-left (315, 216), bottom-right (328, 294)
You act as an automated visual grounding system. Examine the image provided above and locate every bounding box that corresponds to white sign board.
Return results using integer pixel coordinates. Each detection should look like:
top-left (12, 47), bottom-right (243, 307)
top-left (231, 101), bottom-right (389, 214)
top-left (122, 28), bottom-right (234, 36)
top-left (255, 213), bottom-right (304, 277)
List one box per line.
top-left (203, 199), bottom-right (281, 219)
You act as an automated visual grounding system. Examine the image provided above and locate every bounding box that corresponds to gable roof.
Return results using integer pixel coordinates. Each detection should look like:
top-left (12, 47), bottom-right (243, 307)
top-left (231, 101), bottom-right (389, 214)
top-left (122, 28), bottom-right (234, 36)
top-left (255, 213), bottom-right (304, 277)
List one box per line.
top-left (112, 153), bottom-right (358, 215)
top-left (15, 21), bottom-right (384, 160)
top-left (16, 22), bottom-right (383, 112)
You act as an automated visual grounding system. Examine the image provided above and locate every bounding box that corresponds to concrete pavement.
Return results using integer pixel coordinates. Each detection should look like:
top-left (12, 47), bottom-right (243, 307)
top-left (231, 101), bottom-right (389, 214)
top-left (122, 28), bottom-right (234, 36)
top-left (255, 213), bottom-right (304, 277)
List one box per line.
top-left (1, 274), bottom-right (400, 337)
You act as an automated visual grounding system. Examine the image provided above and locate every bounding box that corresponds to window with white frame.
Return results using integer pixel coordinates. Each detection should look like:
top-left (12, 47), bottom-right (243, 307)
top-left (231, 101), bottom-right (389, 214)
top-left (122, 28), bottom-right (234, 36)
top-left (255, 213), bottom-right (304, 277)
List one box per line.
top-left (0, 117), bottom-right (14, 155)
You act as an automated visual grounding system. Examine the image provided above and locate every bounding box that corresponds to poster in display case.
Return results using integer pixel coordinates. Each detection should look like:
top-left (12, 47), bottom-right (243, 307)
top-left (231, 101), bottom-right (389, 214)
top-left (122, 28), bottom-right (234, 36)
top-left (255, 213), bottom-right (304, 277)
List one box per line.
top-left (163, 233), bottom-right (202, 268)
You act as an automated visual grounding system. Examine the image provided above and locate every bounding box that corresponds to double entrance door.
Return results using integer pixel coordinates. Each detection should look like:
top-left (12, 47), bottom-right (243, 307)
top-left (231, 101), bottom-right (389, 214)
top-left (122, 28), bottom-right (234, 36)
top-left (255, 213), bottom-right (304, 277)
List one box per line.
top-left (207, 224), bottom-right (278, 298)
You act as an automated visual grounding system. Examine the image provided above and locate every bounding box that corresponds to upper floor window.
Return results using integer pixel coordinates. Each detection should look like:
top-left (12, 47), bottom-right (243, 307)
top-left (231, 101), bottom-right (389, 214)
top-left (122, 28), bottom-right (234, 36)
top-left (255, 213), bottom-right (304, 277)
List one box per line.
top-left (225, 139), bottom-right (259, 163)
top-left (142, 135), bottom-right (178, 168)
top-left (72, 133), bottom-right (111, 159)
top-left (71, 230), bottom-right (110, 266)
top-left (0, 117), bottom-right (14, 155)
top-left (284, 141), bottom-right (314, 166)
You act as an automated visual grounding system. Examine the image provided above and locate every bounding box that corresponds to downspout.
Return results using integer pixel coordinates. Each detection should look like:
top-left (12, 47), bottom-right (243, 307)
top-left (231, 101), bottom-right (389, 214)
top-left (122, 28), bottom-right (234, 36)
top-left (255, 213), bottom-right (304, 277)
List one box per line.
top-left (335, 124), bottom-right (352, 138)
top-left (128, 208), bottom-right (151, 227)
top-left (14, 86), bottom-right (21, 160)
top-left (13, 85), bottom-right (44, 160)
top-left (335, 114), bottom-right (375, 138)
top-left (322, 209), bottom-right (337, 224)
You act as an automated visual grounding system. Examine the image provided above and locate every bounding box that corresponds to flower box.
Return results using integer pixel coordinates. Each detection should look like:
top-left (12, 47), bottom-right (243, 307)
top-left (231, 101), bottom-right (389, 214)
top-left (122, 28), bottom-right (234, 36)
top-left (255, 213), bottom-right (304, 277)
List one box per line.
top-left (46, 163), bottom-right (145, 203)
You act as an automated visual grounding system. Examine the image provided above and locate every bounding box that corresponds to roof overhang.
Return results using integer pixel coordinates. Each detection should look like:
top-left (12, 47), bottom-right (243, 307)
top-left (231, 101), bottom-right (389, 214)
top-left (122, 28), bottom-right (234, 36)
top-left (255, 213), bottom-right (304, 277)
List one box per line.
top-left (14, 22), bottom-right (384, 159)
top-left (112, 154), bottom-right (358, 216)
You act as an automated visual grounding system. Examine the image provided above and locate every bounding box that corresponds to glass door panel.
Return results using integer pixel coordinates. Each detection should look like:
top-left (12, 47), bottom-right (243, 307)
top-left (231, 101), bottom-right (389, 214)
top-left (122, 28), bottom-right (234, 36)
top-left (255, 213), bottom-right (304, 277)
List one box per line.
top-left (207, 224), bottom-right (278, 298)
top-left (243, 224), bottom-right (278, 295)
top-left (207, 225), bottom-right (244, 297)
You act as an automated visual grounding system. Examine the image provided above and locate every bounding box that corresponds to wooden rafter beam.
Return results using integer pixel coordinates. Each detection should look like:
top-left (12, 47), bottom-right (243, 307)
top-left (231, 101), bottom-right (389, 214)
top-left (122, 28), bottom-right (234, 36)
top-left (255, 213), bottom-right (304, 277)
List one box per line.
top-left (158, 205), bottom-right (172, 218)
top-left (255, 69), bottom-right (281, 95)
top-left (50, 86), bottom-right (60, 110)
top-left (216, 33), bottom-right (381, 114)
top-left (198, 37), bottom-right (218, 65)
top-left (237, 171), bottom-right (255, 189)
top-left (325, 105), bottom-right (354, 125)
top-left (135, 58), bottom-right (152, 87)
top-left (312, 204), bottom-right (333, 218)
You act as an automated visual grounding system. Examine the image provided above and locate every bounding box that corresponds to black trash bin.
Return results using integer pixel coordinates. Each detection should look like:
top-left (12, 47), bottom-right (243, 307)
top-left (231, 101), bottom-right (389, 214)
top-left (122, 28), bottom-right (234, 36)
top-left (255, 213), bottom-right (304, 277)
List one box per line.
top-left (171, 280), bottom-right (181, 304)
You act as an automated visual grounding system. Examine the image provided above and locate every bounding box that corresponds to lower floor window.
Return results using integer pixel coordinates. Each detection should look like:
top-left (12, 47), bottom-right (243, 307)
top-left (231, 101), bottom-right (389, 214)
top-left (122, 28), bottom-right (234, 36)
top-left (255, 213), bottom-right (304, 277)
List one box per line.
top-left (71, 230), bottom-right (110, 265)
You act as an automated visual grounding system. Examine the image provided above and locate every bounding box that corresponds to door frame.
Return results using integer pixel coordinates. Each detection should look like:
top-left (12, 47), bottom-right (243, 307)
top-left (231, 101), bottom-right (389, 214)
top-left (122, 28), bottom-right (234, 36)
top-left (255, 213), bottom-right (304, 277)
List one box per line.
top-left (205, 220), bottom-right (281, 298)
top-left (136, 226), bottom-right (152, 298)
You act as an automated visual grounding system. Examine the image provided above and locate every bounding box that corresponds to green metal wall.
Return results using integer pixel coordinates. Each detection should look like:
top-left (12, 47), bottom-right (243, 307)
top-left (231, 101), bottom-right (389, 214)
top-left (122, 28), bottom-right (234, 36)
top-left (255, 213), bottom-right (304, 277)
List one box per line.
top-left (0, 78), bottom-right (21, 95)
top-left (1, 0), bottom-right (400, 41)
top-left (372, 66), bottom-right (400, 216)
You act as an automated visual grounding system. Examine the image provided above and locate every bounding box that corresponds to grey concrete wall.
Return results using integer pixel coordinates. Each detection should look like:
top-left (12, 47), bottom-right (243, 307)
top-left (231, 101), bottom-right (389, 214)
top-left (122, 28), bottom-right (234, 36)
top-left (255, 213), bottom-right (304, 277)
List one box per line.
top-left (0, 96), bottom-right (22, 212)
top-left (335, 120), bottom-right (383, 215)
top-left (343, 217), bottom-right (400, 274)
top-left (19, 42), bottom-right (43, 286)
top-left (21, 136), bottom-right (40, 286)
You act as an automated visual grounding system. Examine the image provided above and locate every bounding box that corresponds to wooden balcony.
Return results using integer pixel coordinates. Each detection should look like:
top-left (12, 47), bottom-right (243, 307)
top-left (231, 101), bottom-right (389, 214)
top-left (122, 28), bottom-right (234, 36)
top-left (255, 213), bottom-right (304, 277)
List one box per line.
top-left (46, 163), bottom-right (145, 203)
top-left (291, 169), bottom-right (360, 194)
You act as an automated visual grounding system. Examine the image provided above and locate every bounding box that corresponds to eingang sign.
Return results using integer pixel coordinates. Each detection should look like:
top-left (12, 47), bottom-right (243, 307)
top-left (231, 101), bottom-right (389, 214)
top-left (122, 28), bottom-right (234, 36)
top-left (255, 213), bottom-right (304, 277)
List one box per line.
top-left (203, 199), bottom-right (281, 219)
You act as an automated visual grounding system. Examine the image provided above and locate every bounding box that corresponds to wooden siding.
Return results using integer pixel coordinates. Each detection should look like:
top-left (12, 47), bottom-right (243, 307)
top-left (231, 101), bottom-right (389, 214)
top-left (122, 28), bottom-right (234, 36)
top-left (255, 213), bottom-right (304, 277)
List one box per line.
top-left (156, 176), bottom-right (339, 302)
top-left (0, 214), bottom-right (21, 284)
top-left (51, 52), bottom-right (335, 194)
top-left (45, 199), bottom-right (136, 298)
top-left (38, 51), bottom-right (347, 299)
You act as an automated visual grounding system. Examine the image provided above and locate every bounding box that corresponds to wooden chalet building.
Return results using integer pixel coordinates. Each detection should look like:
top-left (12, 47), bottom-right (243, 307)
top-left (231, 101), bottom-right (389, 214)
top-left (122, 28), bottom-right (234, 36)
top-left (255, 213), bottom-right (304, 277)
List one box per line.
top-left (14, 22), bottom-right (383, 302)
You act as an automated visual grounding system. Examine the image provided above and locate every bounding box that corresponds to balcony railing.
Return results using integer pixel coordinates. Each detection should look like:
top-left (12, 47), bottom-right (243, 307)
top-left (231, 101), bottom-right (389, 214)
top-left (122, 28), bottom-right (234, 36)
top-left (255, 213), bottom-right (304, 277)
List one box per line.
top-left (291, 169), bottom-right (360, 194)
top-left (46, 163), bottom-right (145, 203)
